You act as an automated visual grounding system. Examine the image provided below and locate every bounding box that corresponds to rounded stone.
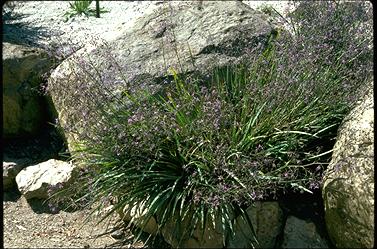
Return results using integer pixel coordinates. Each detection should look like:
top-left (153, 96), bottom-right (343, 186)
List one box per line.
top-left (322, 83), bottom-right (374, 248)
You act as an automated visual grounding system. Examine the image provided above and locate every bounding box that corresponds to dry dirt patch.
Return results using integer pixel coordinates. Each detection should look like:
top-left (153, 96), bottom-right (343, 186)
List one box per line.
top-left (3, 188), bottom-right (145, 248)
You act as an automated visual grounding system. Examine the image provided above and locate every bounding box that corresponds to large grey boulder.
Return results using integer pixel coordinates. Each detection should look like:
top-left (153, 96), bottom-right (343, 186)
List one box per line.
top-left (47, 1), bottom-right (277, 151)
top-left (227, 201), bottom-right (284, 248)
top-left (281, 216), bottom-right (330, 248)
top-left (322, 83), bottom-right (374, 248)
top-left (15, 159), bottom-right (76, 199)
top-left (3, 42), bottom-right (55, 138)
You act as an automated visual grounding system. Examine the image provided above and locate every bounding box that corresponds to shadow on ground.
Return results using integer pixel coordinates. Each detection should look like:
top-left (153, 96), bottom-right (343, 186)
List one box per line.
top-left (3, 187), bottom-right (22, 202)
top-left (2, 5), bottom-right (55, 48)
top-left (3, 187), bottom-right (75, 214)
top-left (3, 123), bottom-right (68, 166)
top-left (278, 190), bottom-right (336, 248)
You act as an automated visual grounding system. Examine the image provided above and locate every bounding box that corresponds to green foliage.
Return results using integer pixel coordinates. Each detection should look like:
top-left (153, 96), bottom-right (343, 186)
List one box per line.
top-left (49, 1), bottom-right (372, 247)
top-left (63, 0), bottom-right (108, 21)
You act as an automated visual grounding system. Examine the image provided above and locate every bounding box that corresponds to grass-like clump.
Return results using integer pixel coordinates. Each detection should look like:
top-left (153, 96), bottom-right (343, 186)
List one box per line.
top-left (48, 1), bottom-right (372, 247)
top-left (63, 0), bottom-right (108, 21)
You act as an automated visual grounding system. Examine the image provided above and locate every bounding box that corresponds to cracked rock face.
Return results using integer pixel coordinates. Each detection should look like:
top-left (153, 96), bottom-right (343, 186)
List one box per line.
top-left (322, 82), bottom-right (374, 248)
top-left (48, 1), bottom-right (277, 152)
top-left (3, 42), bottom-right (55, 138)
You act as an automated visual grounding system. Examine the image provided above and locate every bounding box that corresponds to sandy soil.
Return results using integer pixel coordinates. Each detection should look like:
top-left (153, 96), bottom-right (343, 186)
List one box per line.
top-left (3, 186), bottom-right (174, 248)
top-left (3, 188), bottom-right (141, 248)
top-left (2, 125), bottom-right (165, 248)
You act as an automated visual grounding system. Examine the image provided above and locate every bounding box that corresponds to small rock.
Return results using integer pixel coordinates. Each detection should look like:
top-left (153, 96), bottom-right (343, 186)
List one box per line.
top-left (15, 159), bottom-right (76, 199)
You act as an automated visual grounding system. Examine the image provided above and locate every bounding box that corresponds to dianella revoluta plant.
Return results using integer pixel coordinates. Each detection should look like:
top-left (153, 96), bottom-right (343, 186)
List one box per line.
top-left (48, 1), bottom-right (373, 247)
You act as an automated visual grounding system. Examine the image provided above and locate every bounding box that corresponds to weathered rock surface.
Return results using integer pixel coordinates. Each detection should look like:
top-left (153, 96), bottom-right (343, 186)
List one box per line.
top-left (322, 83), bottom-right (374, 248)
top-left (47, 1), bottom-right (277, 151)
top-left (3, 42), bottom-right (55, 138)
top-left (281, 216), bottom-right (330, 248)
top-left (227, 201), bottom-right (284, 248)
top-left (15, 159), bottom-right (76, 199)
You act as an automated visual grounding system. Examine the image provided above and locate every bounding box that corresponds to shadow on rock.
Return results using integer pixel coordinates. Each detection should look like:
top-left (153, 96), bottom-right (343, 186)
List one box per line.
top-left (3, 186), bottom-right (22, 202)
top-left (278, 190), bottom-right (336, 248)
top-left (2, 5), bottom-right (55, 49)
top-left (3, 124), bottom-right (68, 166)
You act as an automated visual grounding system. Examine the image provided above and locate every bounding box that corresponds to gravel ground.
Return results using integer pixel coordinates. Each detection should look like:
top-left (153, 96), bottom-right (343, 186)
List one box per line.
top-left (3, 186), bottom-right (174, 248)
top-left (3, 188), bottom-right (144, 248)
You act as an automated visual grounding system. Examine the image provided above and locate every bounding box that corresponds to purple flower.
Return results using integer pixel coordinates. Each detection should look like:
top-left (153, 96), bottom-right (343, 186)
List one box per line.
top-left (219, 183), bottom-right (230, 192)
top-left (309, 181), bottom-right (320, 190)
top-left (255, 144), bottom-right (263, 153)
top-left (250, 191), bottom-right (257, 200)
top-left (210, 195), bottom-right (220, 208)
top-left (283, 172), bottom-right (290, 178)
top-left (48, 202), bottom-right (59, 214)
top-left (193, 191), bottom-right (201, 204)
